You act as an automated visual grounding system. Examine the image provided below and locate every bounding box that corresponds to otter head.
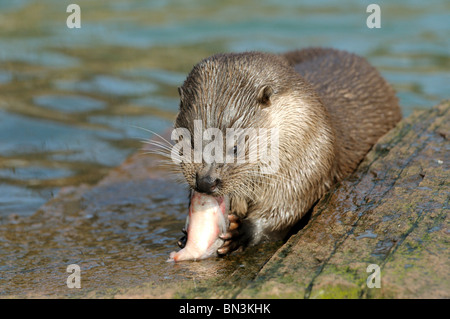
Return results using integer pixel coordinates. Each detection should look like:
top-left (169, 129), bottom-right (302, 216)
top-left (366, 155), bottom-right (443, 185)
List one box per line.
top-left (173, 53), bottom-right (284, 198)
top-left (173, 52), bottom-right (335, 215)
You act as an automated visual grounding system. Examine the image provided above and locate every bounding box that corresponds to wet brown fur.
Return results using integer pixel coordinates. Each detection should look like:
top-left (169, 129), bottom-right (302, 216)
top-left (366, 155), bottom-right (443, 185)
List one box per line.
top-left (174, 48), bottom-right (401, 246)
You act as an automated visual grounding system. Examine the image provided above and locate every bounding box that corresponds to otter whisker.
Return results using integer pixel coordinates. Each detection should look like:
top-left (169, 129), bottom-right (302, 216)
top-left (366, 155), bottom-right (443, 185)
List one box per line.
top-left (131, 125), bottom-right (172, 142)
top-left (141, 150), bottom-right (173, 159)
top-left (141, 139), bottom-right (174, 150)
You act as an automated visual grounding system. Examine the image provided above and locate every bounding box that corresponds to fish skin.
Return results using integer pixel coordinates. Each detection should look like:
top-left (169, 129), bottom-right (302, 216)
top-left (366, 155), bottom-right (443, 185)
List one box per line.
top-left (168, 192), bottom-right (228, 262)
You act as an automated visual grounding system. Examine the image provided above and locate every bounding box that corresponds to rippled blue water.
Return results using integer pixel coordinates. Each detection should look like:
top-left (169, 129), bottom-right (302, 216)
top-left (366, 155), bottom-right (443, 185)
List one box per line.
top-left (0, 0), bottom-right (449, 217)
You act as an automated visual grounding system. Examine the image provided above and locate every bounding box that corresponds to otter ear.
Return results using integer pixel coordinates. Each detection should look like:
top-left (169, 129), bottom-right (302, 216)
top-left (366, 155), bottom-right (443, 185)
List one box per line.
top-left (257, 85), bottom-right (273, 107)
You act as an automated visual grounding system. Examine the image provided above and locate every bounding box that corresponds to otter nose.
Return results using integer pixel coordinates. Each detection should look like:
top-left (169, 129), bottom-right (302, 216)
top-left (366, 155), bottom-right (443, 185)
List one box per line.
top-left (195, 174), bottom-right (220, 194)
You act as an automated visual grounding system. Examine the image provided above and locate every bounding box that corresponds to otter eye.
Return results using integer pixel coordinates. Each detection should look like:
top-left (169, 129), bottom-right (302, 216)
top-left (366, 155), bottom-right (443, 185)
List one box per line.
top-left (257, 85), bottom-right (273, 107)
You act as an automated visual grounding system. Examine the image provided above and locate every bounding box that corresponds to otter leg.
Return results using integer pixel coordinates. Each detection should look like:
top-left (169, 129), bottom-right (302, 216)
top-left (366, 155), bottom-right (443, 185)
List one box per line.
top-left (177, 227), bottom-right (187, 248)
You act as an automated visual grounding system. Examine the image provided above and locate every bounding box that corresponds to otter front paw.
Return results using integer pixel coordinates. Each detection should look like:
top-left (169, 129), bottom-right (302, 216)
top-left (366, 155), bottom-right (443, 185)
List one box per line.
top-left (217, 214), bottom-right (243, 255)
top-left (177, 227), bottom-right (187, 248)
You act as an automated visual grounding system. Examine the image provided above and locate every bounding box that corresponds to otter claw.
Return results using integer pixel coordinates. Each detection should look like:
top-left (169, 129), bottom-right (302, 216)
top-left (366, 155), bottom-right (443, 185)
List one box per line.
top-left (177, 235), bottom-right (187, 248)
top-left (217, 240), bottom-right (243, 255)
top-left (219, 229), bottom-right (239, 240)
top-left (217, 214), bottom-right (241, 255)
top-left (177, 227), bottom-right (188, 248)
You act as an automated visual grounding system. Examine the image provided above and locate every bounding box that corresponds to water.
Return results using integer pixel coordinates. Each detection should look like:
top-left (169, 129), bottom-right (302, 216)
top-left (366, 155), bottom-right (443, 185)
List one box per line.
top-left (0, 0), bottom-right (449, 217)
top-left (0, 0), bottom-right (448, 298)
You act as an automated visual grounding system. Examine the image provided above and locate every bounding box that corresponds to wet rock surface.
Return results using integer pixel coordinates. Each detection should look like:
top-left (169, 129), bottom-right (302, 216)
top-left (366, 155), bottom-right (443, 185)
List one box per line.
top-left (0, 101), bottom-right (448, 298)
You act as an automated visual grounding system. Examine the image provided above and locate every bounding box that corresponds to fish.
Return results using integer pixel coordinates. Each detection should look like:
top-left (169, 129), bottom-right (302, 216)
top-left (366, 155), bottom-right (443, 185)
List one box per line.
top-left (168, 192), bottom-right (228, 262)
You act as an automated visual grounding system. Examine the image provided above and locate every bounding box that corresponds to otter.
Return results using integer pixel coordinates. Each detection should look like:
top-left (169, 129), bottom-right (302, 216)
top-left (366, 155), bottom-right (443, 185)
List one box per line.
top-left (173, 48), bottom-right (401, 255)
